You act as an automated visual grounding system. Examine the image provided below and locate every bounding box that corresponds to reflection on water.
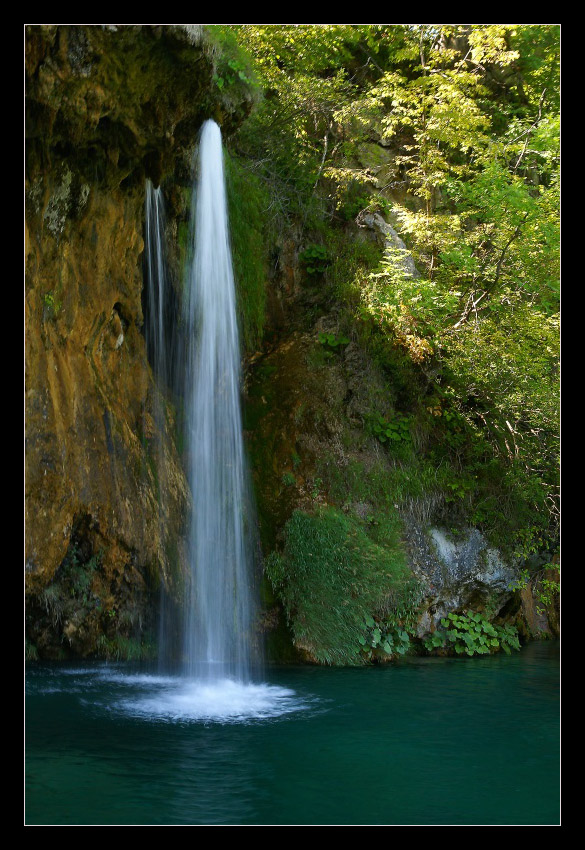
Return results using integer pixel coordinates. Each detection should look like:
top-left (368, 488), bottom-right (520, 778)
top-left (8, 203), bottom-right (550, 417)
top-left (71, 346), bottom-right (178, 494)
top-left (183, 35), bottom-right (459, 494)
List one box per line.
top-left (25, 642), bottom-right (560, 825)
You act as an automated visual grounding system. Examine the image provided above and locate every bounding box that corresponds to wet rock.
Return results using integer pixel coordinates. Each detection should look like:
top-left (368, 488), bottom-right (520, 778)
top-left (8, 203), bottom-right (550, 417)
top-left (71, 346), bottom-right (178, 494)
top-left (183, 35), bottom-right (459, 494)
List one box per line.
top-left (357, 210), bottom-right (420, 279)
top-left (405, 522), bottom-right (517, 633)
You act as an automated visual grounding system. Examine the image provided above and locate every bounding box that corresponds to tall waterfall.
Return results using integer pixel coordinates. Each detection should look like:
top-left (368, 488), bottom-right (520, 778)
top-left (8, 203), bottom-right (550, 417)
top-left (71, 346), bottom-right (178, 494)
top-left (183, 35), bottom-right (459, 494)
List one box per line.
top-left (137, 121), bottom-right (304, 720)
top-left (182, 119), bottom-right (256, 681)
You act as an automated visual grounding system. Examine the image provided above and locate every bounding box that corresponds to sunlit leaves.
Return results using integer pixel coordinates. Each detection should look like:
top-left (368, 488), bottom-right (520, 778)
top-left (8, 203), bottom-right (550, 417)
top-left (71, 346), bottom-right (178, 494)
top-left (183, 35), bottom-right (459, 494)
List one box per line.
top-left (466, 25), bottom-right (521, 68)
top-left (226, 24), bottom-right (560, 545)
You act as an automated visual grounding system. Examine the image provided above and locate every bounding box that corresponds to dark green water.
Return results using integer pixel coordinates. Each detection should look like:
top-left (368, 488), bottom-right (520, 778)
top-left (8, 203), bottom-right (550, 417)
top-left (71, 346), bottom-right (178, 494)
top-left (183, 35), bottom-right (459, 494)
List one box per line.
top-left (25, 641), bottom-right (559, 825)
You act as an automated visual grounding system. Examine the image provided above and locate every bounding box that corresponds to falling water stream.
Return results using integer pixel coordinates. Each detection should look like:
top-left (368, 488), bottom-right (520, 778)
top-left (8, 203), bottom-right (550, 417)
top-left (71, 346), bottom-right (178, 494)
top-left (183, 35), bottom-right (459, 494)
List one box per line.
top-left (141, 120), bottom-right (291, 720)
top-left (144, 179), bottom-right (178, 663)
top-left (182, 119), bottom-right (255, 682)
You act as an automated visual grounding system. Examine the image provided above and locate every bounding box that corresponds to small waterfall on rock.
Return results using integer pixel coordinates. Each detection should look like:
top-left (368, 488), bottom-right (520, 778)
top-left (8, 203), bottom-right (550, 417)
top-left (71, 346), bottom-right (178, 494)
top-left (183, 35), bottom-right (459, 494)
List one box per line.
top-left (182, 119), bottom-right (256, 681)
top-left (144, 180), bottom-right (176, 665)
top-left (144, 181), bottom-right (169, 387)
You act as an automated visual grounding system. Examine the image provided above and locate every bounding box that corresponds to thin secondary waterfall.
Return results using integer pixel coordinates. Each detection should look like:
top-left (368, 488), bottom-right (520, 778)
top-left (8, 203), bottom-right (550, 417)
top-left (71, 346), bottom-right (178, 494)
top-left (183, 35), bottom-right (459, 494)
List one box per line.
top-left (182, 119), bottom-right (256, 681)
top-left (144, 181), bottom-right (181, 396)
top-left (144, 182), bottom-right (167, 385)
top-left (144, 181), bottom-right (170, 663)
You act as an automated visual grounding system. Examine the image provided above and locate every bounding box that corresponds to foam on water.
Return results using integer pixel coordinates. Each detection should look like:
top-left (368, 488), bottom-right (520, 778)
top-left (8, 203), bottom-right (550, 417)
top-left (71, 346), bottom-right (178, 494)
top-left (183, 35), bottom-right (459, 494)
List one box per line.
top-left (111, 676), bottom-right (308, 724)
top-left (28, 666), bottom-right (312, 724)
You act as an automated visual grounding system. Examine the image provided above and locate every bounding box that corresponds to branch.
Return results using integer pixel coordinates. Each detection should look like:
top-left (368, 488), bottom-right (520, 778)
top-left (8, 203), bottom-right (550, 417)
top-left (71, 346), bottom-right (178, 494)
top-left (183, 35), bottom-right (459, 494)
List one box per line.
top-left (491, 211), bottom-right (529, 291)
top-left (312, 121), bottom-right (332, 191)
top-left (513, 88), bottom-right (547, 172)
top-left (451, 212), bottom-right (529, 330)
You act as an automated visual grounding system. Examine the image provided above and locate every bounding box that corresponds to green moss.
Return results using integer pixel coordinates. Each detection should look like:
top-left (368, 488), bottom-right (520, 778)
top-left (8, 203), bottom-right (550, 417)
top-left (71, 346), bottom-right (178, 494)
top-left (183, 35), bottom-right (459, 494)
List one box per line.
top-left (26, 640), bottom-right (39, 661)
top-left (95, 633), bottom-right (157, 661)
top-left (327, 229), bottom-right (385, 305)
top-left (317, 454), bottom-right (443, 527)
top-left (225, 151), bottom-right (269, 352)
top-left (266, 506), bottom-right (413, 665)
top-left (305, 341), bottom-right (333, 370)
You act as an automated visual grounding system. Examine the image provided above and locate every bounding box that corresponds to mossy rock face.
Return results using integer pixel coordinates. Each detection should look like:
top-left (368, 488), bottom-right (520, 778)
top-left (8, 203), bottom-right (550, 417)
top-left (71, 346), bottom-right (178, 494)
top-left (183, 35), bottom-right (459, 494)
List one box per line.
top-left (26, 26), bottom-right (254, 188)
top-left (25, 25), bottom-right (253, 658)
top-left (243, 325), bottom-right (425, 663)
top-left (244, 311), bottom-right (528, 663)
top-left (25, 513), bottom-right (159, 660)
top-left (244, 330), bottom-right (349, 553)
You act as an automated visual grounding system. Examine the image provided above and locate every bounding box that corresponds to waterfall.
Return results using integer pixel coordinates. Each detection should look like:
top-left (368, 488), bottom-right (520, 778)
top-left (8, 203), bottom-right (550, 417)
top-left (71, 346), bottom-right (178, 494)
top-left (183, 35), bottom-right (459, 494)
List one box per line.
top-left (144, 119), bottom-right (260, 696)
top-left (181, 119), bottom-right (257, 681)
top-left (144, 181), bottom-right (181, 396)
top-left (134, 120), bottom-right (304, 720)
top-left (144, 181), bottom-right (181, 666)
top-left (144, 182), bottom-right (168, 387)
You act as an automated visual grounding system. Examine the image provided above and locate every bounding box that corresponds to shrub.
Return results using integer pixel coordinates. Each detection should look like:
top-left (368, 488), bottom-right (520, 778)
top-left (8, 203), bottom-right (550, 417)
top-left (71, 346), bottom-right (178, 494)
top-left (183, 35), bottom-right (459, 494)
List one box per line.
top-left (266, 506), bottom-right (416, 665)
top-left (423, 611), bottom-right (521, 656)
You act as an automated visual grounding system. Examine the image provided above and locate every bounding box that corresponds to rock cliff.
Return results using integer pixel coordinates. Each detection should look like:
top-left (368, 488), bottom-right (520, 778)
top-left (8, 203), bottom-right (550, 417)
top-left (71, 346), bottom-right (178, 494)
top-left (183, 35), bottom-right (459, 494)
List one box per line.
top-left (25, 24), bottom-right (251, 658)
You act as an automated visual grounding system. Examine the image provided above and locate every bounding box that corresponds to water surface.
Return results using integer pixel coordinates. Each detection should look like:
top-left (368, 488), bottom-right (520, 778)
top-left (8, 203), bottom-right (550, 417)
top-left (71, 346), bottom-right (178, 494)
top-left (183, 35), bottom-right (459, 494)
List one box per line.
top-left (25, 642), bottom-right (560, 825)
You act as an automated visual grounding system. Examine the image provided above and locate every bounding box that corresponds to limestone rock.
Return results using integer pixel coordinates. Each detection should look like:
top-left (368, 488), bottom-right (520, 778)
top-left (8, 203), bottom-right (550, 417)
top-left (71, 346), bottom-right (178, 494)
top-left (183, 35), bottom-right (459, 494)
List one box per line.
top-left (405, 523), bottom-right (517, 634)
top-left (25, 25), bottom-right (250, 657)
top-left (357, 210), bottom-right (420, 279)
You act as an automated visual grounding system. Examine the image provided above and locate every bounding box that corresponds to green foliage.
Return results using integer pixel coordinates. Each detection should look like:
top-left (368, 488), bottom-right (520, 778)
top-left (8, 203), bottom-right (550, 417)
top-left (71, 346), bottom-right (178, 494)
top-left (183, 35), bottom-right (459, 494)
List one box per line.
top-left (233, 24), bottom-right (559, 557)
top-left (423, 611), bottom-right (521, 656)
top-left (95, 634), bottom-right (156, 661)
top-left (225, 152), bottom-right (268, 351)
top-left (300, 244), bottom-right (330, 275)
top-left (345, 29), bottom-right (558, 549)
top-left (213, 58), bottom-right (254, 90)
top-left (327, 229), bottom-right (385, 305)
top-left (358, 614), bottom-right (420, 661)
top-left (361, 621), bottom-right (409, 655)
top-left (231, 25), bottom-right (406, 222)
top-left (358, 260), bottom-right (453, 364)
top-left (365, 64), bottom-right (491, 206)
top-left (370, 412), bottom-right (412, 446)
top-left (265, 506), bottom-right (414, 665)
top-left (205, 25), bottom-right (258, 94)
top-left (318, 331), bottom-right (350, 350)
top-left (508, 561), bottom-right (560, 615)
top-left (59, 546), bottom-right (103, 607)
top-left (535, 566), bottom-right (560, 612)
